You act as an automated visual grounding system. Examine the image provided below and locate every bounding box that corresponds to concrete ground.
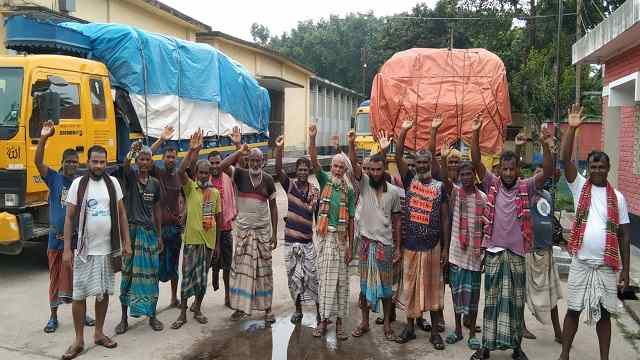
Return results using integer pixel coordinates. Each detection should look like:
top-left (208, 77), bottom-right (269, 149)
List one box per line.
top-left (1, 180), bottom-right (639, 360)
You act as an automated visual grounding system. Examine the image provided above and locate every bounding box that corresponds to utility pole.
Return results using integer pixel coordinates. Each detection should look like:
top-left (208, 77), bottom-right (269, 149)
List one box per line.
top-left (361, 47), bottom-right (367, 96)
top-left (576, 0), bottom-right (583, 105)
top-left (551, 0), bottom-right (564, 216)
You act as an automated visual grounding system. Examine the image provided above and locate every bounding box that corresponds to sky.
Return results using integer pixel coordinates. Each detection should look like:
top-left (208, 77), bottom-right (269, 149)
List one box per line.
top-left (161, 0), bottom-right (437, 41)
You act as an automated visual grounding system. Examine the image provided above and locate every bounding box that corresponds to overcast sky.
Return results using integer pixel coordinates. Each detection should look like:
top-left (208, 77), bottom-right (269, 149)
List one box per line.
top-left (161, 0), bottom-right (437, 41)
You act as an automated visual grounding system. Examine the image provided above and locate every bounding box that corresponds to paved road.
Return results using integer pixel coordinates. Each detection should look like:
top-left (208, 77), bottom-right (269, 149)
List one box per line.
top-left (1, 180), bottom-right (639, 360)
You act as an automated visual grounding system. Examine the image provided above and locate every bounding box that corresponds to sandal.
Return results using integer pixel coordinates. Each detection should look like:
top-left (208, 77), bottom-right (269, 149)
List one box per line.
top-left (395, 326), bottom-right (416, 344)
top-left (193, 313), bottom-right (208, 324)
top-left (230, 310), bottom-right (249, 321)
top-left (468, 337), bottom-right (482, 350)
top-left (470, 349), bottom-right (490, 360)
top-left (84, 315), bottom-right (96, 327)
top-left (44, 318), bottom-right (58, 333)
top-left (312, 322), bottom-right (327, 338)
top-left (416, 318), bottom-right (432, 332)
top-left (61, 344), bottom-right (84, 360)
top-left (384, 329), bottom-right (399, 341)
top-left (445, 331), bottom-right (463, 344)
top-left (149, 317), bottom-right (164, 331)
top-left (94, 336), bottom-right (117, 349)
top-left (512, 348), bottom-right (529, 360)
top-left (170, 319), bottom-right (186, 330)
top-left (336, 325), bottom-right (349, 340)
top-left (264, 312), bottom-right (276, 324)
top-left (114, 320), bottom-right (128, 335)
top-left (430, 334), bottom-right (446, 350)
top-left (290, 312), bottom-right (303, 324)
top-left (351, 325), bottom-right (370, 337)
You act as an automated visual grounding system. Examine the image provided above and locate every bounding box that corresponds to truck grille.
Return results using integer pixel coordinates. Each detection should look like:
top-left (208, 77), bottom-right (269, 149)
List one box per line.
top-left (0, 169), bottom-right (26, 210)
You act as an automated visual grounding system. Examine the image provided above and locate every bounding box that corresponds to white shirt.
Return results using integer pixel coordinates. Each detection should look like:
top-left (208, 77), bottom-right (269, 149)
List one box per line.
top-left (66, 176), bottom-right (124, 256)
top-left (568, 174), bottom-right (630, 263)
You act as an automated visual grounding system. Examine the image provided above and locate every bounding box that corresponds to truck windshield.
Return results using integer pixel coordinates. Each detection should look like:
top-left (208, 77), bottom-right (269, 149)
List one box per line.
top-left (355, 112), bottom-right (370, 134)
top-left (0, 68), bottom-right (23, 128)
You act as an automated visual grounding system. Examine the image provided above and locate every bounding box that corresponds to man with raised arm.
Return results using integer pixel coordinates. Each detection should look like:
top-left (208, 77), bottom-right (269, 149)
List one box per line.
top-left (274, 135), bottom-right (321, 324)
top-left (393, 117), bottom-right (450, 351)
top-left (35, 121), bottom-right (95, 334)
top-left (558, 105), bottom-right (630, 360)
top-left (170, 130), bottom-right (222, 329)
top-left (469, 113), bottom-right (554, 360)
top-left (308, 124), bottom-right (355, 340)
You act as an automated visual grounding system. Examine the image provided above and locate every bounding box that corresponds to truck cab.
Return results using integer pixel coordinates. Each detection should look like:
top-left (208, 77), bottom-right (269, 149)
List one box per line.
top-left (0, 55), bottom-right (117, 254)
top-left (353, 100), bottom-right (380, 157)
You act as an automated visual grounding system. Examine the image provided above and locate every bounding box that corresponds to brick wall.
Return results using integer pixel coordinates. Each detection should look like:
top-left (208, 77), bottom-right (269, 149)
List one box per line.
top-left (617, 106), bottom-right (640, 215)
top-left (604, 44), bottom-right (640, 84)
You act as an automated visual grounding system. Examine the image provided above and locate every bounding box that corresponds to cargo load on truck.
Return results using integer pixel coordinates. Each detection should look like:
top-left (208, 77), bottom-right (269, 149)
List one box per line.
top-left (370, 48), bottom-right (512, 156)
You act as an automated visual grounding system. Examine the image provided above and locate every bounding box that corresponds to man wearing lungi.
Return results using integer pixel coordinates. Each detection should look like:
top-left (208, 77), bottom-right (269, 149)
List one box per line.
top-left (62, 145), bottom-right (131, 360)
top-left (223, 143), bottom-right (278, 324)
top-left (36, 121), bottom-right (95, 333)
top-left (348, 134), bottom-right (402, 341)
top-left (308, 124), bottom-right (355, 340)
top-left (171, 130), bottom-right (222, 329)
top-left (116, 141), bottom-right (164, 333)
top-left (150, 126), bottom-right (184, 308)
top-left (274, 135), bottom-right (321, 324)
top-left (558, 105), bottom-right (631, 360)
top-left (469, 114), bottom-right (554, 360)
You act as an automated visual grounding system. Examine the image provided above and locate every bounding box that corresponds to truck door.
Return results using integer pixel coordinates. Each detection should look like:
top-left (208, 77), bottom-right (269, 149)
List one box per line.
top-left (83, 76), bottom-right (117, 165)
top-left (27, 70), bottom-right (86, 199)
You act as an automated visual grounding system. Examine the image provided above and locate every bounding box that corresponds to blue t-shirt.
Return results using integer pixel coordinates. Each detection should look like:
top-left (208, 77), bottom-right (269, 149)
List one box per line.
top-left (44, 169), bottom-right (75, 250)
top-left (402, 171), bottom-right (448, 251)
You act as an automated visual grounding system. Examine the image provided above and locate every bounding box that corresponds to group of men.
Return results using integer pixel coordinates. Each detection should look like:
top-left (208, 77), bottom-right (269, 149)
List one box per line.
top-left (39, 100), bottom-right (630, 360)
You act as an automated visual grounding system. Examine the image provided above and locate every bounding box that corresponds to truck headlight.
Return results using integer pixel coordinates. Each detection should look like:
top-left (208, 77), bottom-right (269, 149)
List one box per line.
top-left (4, 193), bottom-right (19, 207)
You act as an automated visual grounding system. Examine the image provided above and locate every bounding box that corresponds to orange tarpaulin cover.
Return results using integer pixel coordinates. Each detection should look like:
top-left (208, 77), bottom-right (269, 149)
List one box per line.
top-left (370, 48), bottom-right (512, 155)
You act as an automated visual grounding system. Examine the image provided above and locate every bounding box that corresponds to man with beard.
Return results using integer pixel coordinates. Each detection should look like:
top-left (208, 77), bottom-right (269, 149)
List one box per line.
top-left (150, 126), bottom-right (184, 308)
top-left (37, 120), bottom-right (96, 333)
top-left (223, 144), bottom-right (278, 323)
top-left (207, 150), bottom-right (237, 308)
top-left (171, 130), bottom-right (222, 329)
top-left (469, 114), bottom-right (554, 360)
top-left (348, 131), bottom-right (402, 341)
top-left (274, 135), bottom-right (321, 324)
top-left (558, 105), bottom-right (630, 360)
top-left (309, 124), bottom-right (355, 340)
top-left (115, 141), bottom-right (164, 333)
top-left (394, 118), bottom-right (450, 350)
top-left (62, 146), bottom-right (131, 360)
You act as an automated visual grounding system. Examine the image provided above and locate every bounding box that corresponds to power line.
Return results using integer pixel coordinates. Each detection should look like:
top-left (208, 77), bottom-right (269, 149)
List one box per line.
top-left (385, 12), bottom-right (577, 21)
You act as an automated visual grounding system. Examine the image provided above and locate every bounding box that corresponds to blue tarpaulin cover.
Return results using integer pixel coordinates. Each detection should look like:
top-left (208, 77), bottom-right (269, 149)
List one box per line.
top-left (58, 22), bottom-right (270, 133)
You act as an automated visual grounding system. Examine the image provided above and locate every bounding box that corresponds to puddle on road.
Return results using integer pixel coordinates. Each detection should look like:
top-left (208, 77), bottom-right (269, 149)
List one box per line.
top-left (183, 312), bottom-right (383, 360)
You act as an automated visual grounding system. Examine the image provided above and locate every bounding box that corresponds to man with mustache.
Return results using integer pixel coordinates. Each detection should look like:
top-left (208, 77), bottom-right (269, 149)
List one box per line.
top-left (394, 118), bottom-right (450, 350)
top-left (36, 120), bottom-right (95, 334)
top-left (309, 124), bottom-right (356, 340)
top-left (348, 130), bottom-right (402, 341)
top-left (275, 135), bottom-right (321, 324)
top-left (469, 113), bottom-right (554, 360)
top-left (171, 130), bottom-right (222, 329)
top-left (116, 140), bottom-right (164, 333)
top-left (558, 105), bottom-right (630, 360)
top-left (62, 145), bottom-right (131, 360)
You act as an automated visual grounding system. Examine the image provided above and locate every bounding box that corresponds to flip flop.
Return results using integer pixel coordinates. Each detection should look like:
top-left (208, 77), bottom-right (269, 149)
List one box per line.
top-left (94, 336), bottom-right (117, 349)
top-left (395, 327), bottom-right (416, 344)
top-left (290, 312), bottom-right (303, 324)
top-left (445, 331), bottom-right (463, 344)
top-left (170, 319), bottom-right (186, 330)
top-left (194, 313), bottom-right (208, 324)
top-left (430, 334), bottom-right (446, 350)
top-left (114, 321), bottom-right (128, 335)
top-left (230, 310), bottom-right (249, 321)
top-left (470, 349), bottom-right (490, 360)
top-left (384, 330), bottom-right (399, 341)
top-left (149, 317), bottom-right (164, 331)
top-left (312, 323), bottom-right (327, 338)
top-left (416, 318), bottom-right (432, 332)
top-left (468, 337), bottom-right (482, 350)
top-left (44, 318), bottom-right (58, 333)
top-left (336, 325), bottom-right (349, 340)
top-left (351, 325), bottom-right (370, 337)
top-left (84, 315), bottom-right (96, 327)
top-left (61, 344), bottom-right (84, 360)
top-left (264, 313), bottom-right (276, 324)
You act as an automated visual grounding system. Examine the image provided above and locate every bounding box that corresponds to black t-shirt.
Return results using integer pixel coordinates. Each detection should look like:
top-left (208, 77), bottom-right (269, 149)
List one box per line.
top-left (119, 167), bottom-right (162, 228)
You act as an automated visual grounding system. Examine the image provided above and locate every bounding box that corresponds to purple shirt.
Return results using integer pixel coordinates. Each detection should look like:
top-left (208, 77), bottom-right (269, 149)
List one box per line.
top-left (481, 172), bottom-right (536, 256)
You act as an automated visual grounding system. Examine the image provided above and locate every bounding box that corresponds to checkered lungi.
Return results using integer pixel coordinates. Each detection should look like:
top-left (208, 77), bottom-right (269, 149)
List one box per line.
top-left (526, 248), bottom-right (563, 324)
top-left (395, 244), bottom-right (444, 318)
top-left (72, 255), bottom-right (115, 302)
top-left (285, 241), bottom-right (319, 304)
top-left (181, 244), bottom-right (211, 300)
top-left (566, 257), bottom-right (620, 325)
top-left (48, 249), bottom-right (73, 308)
top-left (317, 231), bottom-right (349, 320)
top-left (449, 264), bottom-right (481, 316)
top-left (359, 237), bottom-right (394, 313)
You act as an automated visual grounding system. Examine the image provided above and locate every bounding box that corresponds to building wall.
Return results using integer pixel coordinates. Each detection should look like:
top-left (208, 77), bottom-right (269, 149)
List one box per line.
top-left (604, 44), bottom-right (640, 84)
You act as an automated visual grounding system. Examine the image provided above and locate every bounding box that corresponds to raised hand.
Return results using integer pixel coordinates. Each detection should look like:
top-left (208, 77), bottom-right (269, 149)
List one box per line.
top-left (378, 129), bottom-right (391, 151)
top-left (130, 139), bottom-right (143, 153)
top-left (160, 125), bottom-right (175, 141)
top-left (347, 129), bottom-right (356, 145)
top-left (540, 126), bottom-right (555, 149)
top-left (431, 113), bottom-right (444, 129)
top-left (189, 129), bottom-right (204, 151)
top-left (568, 104), bottom-right (585, 128)
top-left (401, 118), bottom-right (414, 131)
top-left (275, 135), bottom-right (284, 148)
top-left (308, 124), bottom-right (318, 138)
top-left (239, 143), bottom-right (250, 156)
top-left (471, 112), bottom-right (483, 132)
top-left (230, 126), bottom-right (242, 146)
top-left (515, 132), bottom-right (528, 146)
top-left (40, 120), bottom-right (55, 138)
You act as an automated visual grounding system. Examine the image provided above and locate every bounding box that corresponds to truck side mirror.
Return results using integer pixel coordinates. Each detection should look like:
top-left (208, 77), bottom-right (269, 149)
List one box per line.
top-left (35, 92), bottom-right (61, 124)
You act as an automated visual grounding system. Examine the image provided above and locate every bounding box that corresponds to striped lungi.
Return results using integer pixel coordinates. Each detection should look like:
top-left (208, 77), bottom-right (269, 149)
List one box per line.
top-left (525, 248), bottom-right (563, 324)
top-left (159, 225), bottom-right (182, 283)
top-left (317, 231), bottom-right (349, 320)
top-left (120, 225), bottom-right (160, 318)
top-left (566, 257), bottom-right (620, 325)
top-left (72, 255), bottom-right (114, 302)
top-left (229, 227), bottom-right (273, 314)
top-left (48, 249), bottom-right (73, 308)
top-left (482, 250), bottom-right (526, 351)
top-left (181, 244), bottom-right (211, 299)
top-left (285, 241), bottom-right (319, 305)
top-left (395, 245), bottom-right (444, 318)
top-left (359, 237), bottom-right (393, 313)
top-left (449, 264), bottom-right (481, 316)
